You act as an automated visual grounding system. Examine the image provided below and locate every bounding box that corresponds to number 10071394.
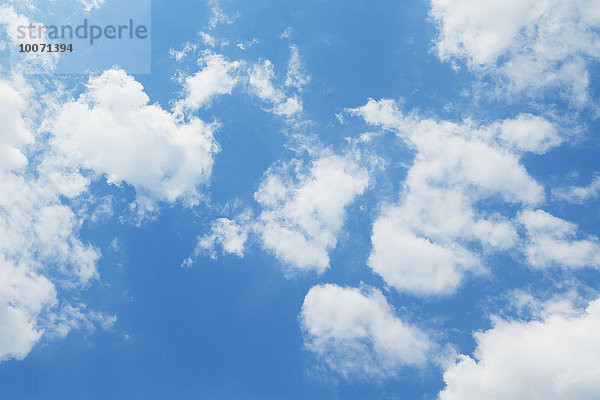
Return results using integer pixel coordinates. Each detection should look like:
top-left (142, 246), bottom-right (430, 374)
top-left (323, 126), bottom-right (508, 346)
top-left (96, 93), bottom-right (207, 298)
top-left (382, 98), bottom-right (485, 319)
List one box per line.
top-left (19, 43), bottom-right (73, 52)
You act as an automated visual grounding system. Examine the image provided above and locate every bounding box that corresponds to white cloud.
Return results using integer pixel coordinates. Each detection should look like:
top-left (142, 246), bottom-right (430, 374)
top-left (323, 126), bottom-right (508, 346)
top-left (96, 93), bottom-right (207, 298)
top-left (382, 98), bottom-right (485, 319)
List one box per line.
top-left (172, 47), bottom-right (305, 118)
top-left (78, 0), bottom-right (105, 12)
top-left (248, 59), bottom-right (303, 117)
top-left (248, 59), bottom-right (285, 102)
top-left (494, 113), bottom-right (562, 155)
top-left (174, 53), bottom-right (241, 113)
top-left (89, 195), bottom-right (114, 223)
top-left (301, 284), bottom-right (432, 379)
top-left (199, 31), bottom-right (217, 47)
top-left (439, 295), bottom-right (600, 400)
top-left (369, 207), bottom-right (482, 296)
top-left (0, 79), bottom-right (33, 171)
top-left (519, 209), bottom-right (600, 268)
top-left (0, 75), bottom-right (108, 362)
top-left (193, 217), bottom-right (248, 260)
top-left (49, 69), bottom-right (220, 213)
top-left (350, 99), bottom-right (548, 295)
top-left (271, 95), bottom-right (302, 117)
top-left (351, 100), bottom-right (547, 204)
top-left (508, 289), bottom-right (588, 320)
top-left (285, 45), bottom-right (310, 90)
top-left (349, 98), bottom-right (405, 131)
top-left (169, 43), bottom-right (198, 62)
top-left (553, 175), bottom-right (600, 203)
top-left (430, 0), bottom-right (600, 105)
top-left (0, 256), bottom-right (55, 361)
top-left (1, 78), bottom-right (99, 286)
top-left (407, 127), bottom-right (543, 205)
top-left (254, 152), bottom-right (370, 274)
top-left (236, 38), bottom-right (258, 51)
top-left (47, 303), bottom-right (116, 339)
top-left (207, 0), bottom-right (238, 30)
top-left (280, 27), bottom-right (292, 39)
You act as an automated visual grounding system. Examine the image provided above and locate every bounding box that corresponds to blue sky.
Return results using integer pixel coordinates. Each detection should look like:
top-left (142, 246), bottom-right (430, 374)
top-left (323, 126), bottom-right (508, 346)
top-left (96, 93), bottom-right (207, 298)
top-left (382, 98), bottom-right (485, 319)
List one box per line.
top-left (1, 0), bottom-right (600, 399)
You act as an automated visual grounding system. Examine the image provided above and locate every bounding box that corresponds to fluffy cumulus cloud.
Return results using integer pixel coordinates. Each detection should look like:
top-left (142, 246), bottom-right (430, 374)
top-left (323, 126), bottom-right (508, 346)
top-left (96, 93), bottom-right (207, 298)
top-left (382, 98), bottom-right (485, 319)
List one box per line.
top-left (519, 209), bottom-right (600, 268)
top-left (301, 284), bottom-right (432, 379)
top-left (439, 296), bottom-right (600, 399)
top-left (49, 69), bottom-right (220, 213)
top-left (368, 207), bottom-right (482, 296)
top-left (174, 52), bottom-right (241, 114)
top-left (0, 75), bottom-right (110, 362)
top-left (349, 99), bottom-right (557, 295)
top-left (494, 113), bottom-right (562, 155)
top-left (430, 0), bottom-right (600, 105)
top-left (0, 256), bottom-right (56, 361)
top-left (0, 79), bottom-right (33, 170)
top-left (254, 153), bottom-right (369, 274)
